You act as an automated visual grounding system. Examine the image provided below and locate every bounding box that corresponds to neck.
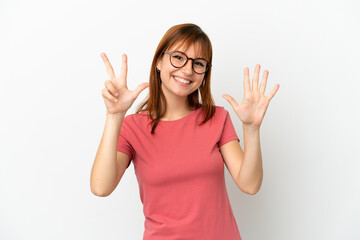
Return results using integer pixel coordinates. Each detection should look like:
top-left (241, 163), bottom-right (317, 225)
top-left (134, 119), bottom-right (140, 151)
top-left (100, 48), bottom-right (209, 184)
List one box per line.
top-left (160, 87), bottom-right (193, 121)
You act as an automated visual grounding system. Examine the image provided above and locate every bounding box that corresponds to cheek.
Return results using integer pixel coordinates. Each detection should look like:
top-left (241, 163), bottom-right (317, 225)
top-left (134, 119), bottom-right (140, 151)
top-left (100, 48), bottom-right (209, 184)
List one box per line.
top-left (161, 63), bottom-right (176, 75)
top-left (160, 69), bottom-right (172, 83)
top-left (197, 75), bottom-right (205, 83)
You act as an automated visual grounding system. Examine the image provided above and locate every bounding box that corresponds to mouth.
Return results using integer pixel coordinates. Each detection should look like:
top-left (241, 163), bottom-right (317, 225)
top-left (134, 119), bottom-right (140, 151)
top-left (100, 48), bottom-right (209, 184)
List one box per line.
top-left (173, 75), bottom-right (192, 86)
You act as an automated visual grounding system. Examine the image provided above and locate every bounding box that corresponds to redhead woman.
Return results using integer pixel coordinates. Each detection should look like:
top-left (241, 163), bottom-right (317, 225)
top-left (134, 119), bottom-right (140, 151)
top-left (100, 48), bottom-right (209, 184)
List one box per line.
top-left (90, 23), bottom-right (279, 240)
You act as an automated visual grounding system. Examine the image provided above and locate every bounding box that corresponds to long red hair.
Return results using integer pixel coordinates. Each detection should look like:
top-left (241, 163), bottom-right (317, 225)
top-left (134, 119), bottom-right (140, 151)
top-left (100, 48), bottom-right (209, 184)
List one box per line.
top-left (136, 23), bottom-right (216, 134)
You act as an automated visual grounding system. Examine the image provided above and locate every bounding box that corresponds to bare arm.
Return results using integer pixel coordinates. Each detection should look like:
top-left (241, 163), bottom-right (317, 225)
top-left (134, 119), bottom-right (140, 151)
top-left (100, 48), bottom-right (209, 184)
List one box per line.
top-left (222, 64), bottom-right (279, 194)
top-left (238, 125), bottom-right (262, 194)
top-left (219, 125), bottom-right (262, 195)
top-left (90, 53), bottom-right (148, 197)
top-left (90, 112), bottom-right (129, 197)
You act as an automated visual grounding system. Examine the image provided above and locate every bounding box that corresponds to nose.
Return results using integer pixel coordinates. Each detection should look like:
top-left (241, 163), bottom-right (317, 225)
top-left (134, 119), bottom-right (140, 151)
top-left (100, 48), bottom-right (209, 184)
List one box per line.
top-left (181, 59), bottom-right (194, 75)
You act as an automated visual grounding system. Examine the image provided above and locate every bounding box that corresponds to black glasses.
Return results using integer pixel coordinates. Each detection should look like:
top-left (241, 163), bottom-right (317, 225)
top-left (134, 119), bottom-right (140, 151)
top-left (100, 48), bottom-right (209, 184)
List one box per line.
top-left (164, 51), bottom-right (212, 74)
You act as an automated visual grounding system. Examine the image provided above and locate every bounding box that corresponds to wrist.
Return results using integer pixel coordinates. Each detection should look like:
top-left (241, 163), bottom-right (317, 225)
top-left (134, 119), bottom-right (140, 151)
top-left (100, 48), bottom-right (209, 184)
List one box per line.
top-left (106, 111), bottom-right (126, 119)
top-left (243, 124), bottom-right (260, 133)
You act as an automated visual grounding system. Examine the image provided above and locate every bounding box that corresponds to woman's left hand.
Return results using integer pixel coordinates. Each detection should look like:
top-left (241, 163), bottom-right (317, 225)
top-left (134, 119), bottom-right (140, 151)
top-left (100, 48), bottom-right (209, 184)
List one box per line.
top-left (223, 64), bottom-right (280, 130)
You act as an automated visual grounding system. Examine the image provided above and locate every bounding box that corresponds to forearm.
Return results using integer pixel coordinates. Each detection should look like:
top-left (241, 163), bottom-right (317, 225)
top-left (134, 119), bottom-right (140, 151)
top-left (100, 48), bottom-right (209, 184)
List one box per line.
top-left (90, 112), bottom-right (126, 196)
top-left (237, 125), bottom-right (263, 194)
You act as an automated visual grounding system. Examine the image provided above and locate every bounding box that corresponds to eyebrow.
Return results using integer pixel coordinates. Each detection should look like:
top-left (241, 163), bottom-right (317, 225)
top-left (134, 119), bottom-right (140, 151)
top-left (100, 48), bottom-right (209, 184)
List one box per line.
top-left (171, 50), bottom-right (205, 59)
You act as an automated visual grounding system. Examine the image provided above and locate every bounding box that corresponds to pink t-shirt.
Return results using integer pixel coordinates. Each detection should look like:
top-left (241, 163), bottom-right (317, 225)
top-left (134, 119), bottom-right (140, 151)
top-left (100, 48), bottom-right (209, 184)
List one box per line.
top-left (117, 106), bottom-right (242, 240)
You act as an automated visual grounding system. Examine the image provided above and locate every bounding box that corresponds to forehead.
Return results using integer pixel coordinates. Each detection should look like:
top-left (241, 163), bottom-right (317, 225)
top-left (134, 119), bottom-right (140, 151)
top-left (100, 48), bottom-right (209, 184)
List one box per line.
top-left (168, 41), bottom-right (204, 58)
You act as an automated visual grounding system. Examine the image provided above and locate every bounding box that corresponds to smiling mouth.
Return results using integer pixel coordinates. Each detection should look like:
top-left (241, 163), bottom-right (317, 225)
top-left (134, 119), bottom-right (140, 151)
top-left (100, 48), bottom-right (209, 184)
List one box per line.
top-left (173, 76), bottom-right (192, 84)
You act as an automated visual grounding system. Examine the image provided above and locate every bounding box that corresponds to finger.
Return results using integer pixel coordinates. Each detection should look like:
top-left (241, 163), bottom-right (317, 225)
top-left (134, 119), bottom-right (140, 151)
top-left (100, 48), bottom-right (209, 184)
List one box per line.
top-left (119, 54), bottom-right (128, 85)
top-left (104, 80), bottom-right (119, 97)
top-left (266, 84), bottom-right (280, 101)
top-left (244, 67), bottom-right (251, 93)
top-left (222, 94), bottom-right (239, 110)
top-left (102, 88), bottom-right (118, 102)
top-left (100, 53), bottom-right (116, 80)
top-left (259, 70), bottom-right (269, 95)
top-left (133, 82), bottom-right (149, 98)
top-left (252, 64), bottom-right (260, 91)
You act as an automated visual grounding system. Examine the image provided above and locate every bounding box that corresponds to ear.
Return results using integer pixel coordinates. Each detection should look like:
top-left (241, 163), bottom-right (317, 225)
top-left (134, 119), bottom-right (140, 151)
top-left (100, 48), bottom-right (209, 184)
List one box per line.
top-left (156, 58), bottom-right (162, 71)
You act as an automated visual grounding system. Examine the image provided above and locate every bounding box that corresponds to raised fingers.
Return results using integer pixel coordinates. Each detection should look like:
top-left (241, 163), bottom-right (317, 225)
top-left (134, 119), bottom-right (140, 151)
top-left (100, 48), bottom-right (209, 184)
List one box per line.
top-left (119, 54), bottom-right (128, 85)
top-left (102, 88), bottom-right (118, 103)
top-left (266, 84), bottom-right (280, 101)
top-left (100, 52), bottom-right (116, 80)
top-left (259, 70), bottom-right (269, 94)
top-left (104, 80), bottom-right (118, 97)
top-left (244, 67), bottom-right (251, 93)
top-left (252, 64), bottom-right (260, 91)
top-left (133, 82), bottom-right (150, 98)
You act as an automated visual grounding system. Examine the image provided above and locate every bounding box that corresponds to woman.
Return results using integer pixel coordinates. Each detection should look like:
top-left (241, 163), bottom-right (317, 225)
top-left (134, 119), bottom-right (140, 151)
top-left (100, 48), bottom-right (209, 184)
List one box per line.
top-left (91, 23), bottom-right (279, 239)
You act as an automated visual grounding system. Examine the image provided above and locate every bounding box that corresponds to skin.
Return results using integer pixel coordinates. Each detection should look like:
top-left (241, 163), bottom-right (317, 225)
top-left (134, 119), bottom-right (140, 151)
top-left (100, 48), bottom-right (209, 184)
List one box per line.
top-left (100, 44), bottom-right (280, 195)
top-left (100, 53), bottom-right (149, 115)
top-left (222, 65), bottom-right (280, 194)
top-left (156, 42), bottom-right (205, 120)
top-left (91, 53), bottom-right (149, 197)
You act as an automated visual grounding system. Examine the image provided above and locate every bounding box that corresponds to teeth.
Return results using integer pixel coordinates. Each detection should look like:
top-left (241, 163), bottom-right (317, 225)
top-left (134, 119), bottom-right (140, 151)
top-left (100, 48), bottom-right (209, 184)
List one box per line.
top-left (174, 76), bottom-right (191, 84)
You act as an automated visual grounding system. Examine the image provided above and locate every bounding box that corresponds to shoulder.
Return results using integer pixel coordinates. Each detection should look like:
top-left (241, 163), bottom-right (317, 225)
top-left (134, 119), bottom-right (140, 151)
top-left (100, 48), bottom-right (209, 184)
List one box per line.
top-left (197, 105), bottom-right (229, 126)
top-left (214, 105), bottom-right (226, 114)
top-left (213, 105), bottom-right (229, 121)
top-left (123, 110), bottom-right (148, 121)
top-left (122, 110), bottom-right (151, 131)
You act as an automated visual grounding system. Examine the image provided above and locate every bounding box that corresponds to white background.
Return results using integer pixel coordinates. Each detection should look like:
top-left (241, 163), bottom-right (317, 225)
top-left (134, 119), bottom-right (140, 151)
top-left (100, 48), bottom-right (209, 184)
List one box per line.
top-left (1, 0), bottom-right (359, 239)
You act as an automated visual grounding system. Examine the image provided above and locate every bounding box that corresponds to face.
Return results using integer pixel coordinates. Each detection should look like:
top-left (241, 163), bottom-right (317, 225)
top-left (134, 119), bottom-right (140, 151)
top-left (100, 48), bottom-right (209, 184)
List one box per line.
top-left (156, 42), bottom-right (207, 100)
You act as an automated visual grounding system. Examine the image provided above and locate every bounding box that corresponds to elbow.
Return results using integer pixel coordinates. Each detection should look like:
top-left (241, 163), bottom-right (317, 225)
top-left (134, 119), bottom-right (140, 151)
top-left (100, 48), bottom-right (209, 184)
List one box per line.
top-left (237, 175), bottom-right (263, 195)
top-left (90, 180), bottom-right (112, 197)
top-left (241, 187), bottom-right (260, 195)
top-left (91, 188), bottom-right (110, 197)
top-left (90, 186), bottom-right (111, 197)
top-left (238, 183), bottom-right (262, 195)
top-left (90, 174), bottom-right (114, 197)
top-left (245, 188), bottom-right (260, 195)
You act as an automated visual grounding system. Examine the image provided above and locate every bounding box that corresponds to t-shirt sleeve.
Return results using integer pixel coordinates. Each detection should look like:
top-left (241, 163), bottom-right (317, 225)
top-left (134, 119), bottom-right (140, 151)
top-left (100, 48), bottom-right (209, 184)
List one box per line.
top-left (117, 116), bottom-right (135, 169)
top-left (218, 110), bottom-right (240, 147)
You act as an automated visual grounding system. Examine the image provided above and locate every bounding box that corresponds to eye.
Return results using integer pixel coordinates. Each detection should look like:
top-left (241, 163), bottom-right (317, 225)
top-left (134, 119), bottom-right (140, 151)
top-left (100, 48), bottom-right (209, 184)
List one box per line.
top-left (194, 60), bottom-right (205, 67)
top-left (172, 54), bottom-right (184, 61)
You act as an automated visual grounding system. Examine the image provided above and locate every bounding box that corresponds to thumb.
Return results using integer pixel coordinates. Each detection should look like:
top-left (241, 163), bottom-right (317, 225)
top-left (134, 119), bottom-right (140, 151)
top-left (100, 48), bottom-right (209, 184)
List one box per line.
top-left (222, 94), bottom-right (238, 110)
top-left (133, 82), bottom-right (149, 98)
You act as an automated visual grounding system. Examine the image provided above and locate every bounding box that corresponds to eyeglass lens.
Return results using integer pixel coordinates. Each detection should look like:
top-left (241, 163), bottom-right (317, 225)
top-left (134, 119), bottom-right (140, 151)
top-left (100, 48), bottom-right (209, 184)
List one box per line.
top-left (170, 52), bottom-right (208, 74)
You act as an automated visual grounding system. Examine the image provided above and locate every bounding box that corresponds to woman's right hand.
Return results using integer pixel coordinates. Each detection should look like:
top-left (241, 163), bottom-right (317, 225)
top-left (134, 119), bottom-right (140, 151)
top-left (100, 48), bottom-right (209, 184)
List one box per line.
top-left (100, 52), bottom-right (149, 115)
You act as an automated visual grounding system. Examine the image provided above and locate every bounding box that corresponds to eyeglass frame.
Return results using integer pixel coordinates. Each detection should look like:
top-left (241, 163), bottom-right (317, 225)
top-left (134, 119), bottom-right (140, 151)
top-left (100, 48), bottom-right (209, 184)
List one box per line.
top-left (163, 51), bottom-right (212, 74)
